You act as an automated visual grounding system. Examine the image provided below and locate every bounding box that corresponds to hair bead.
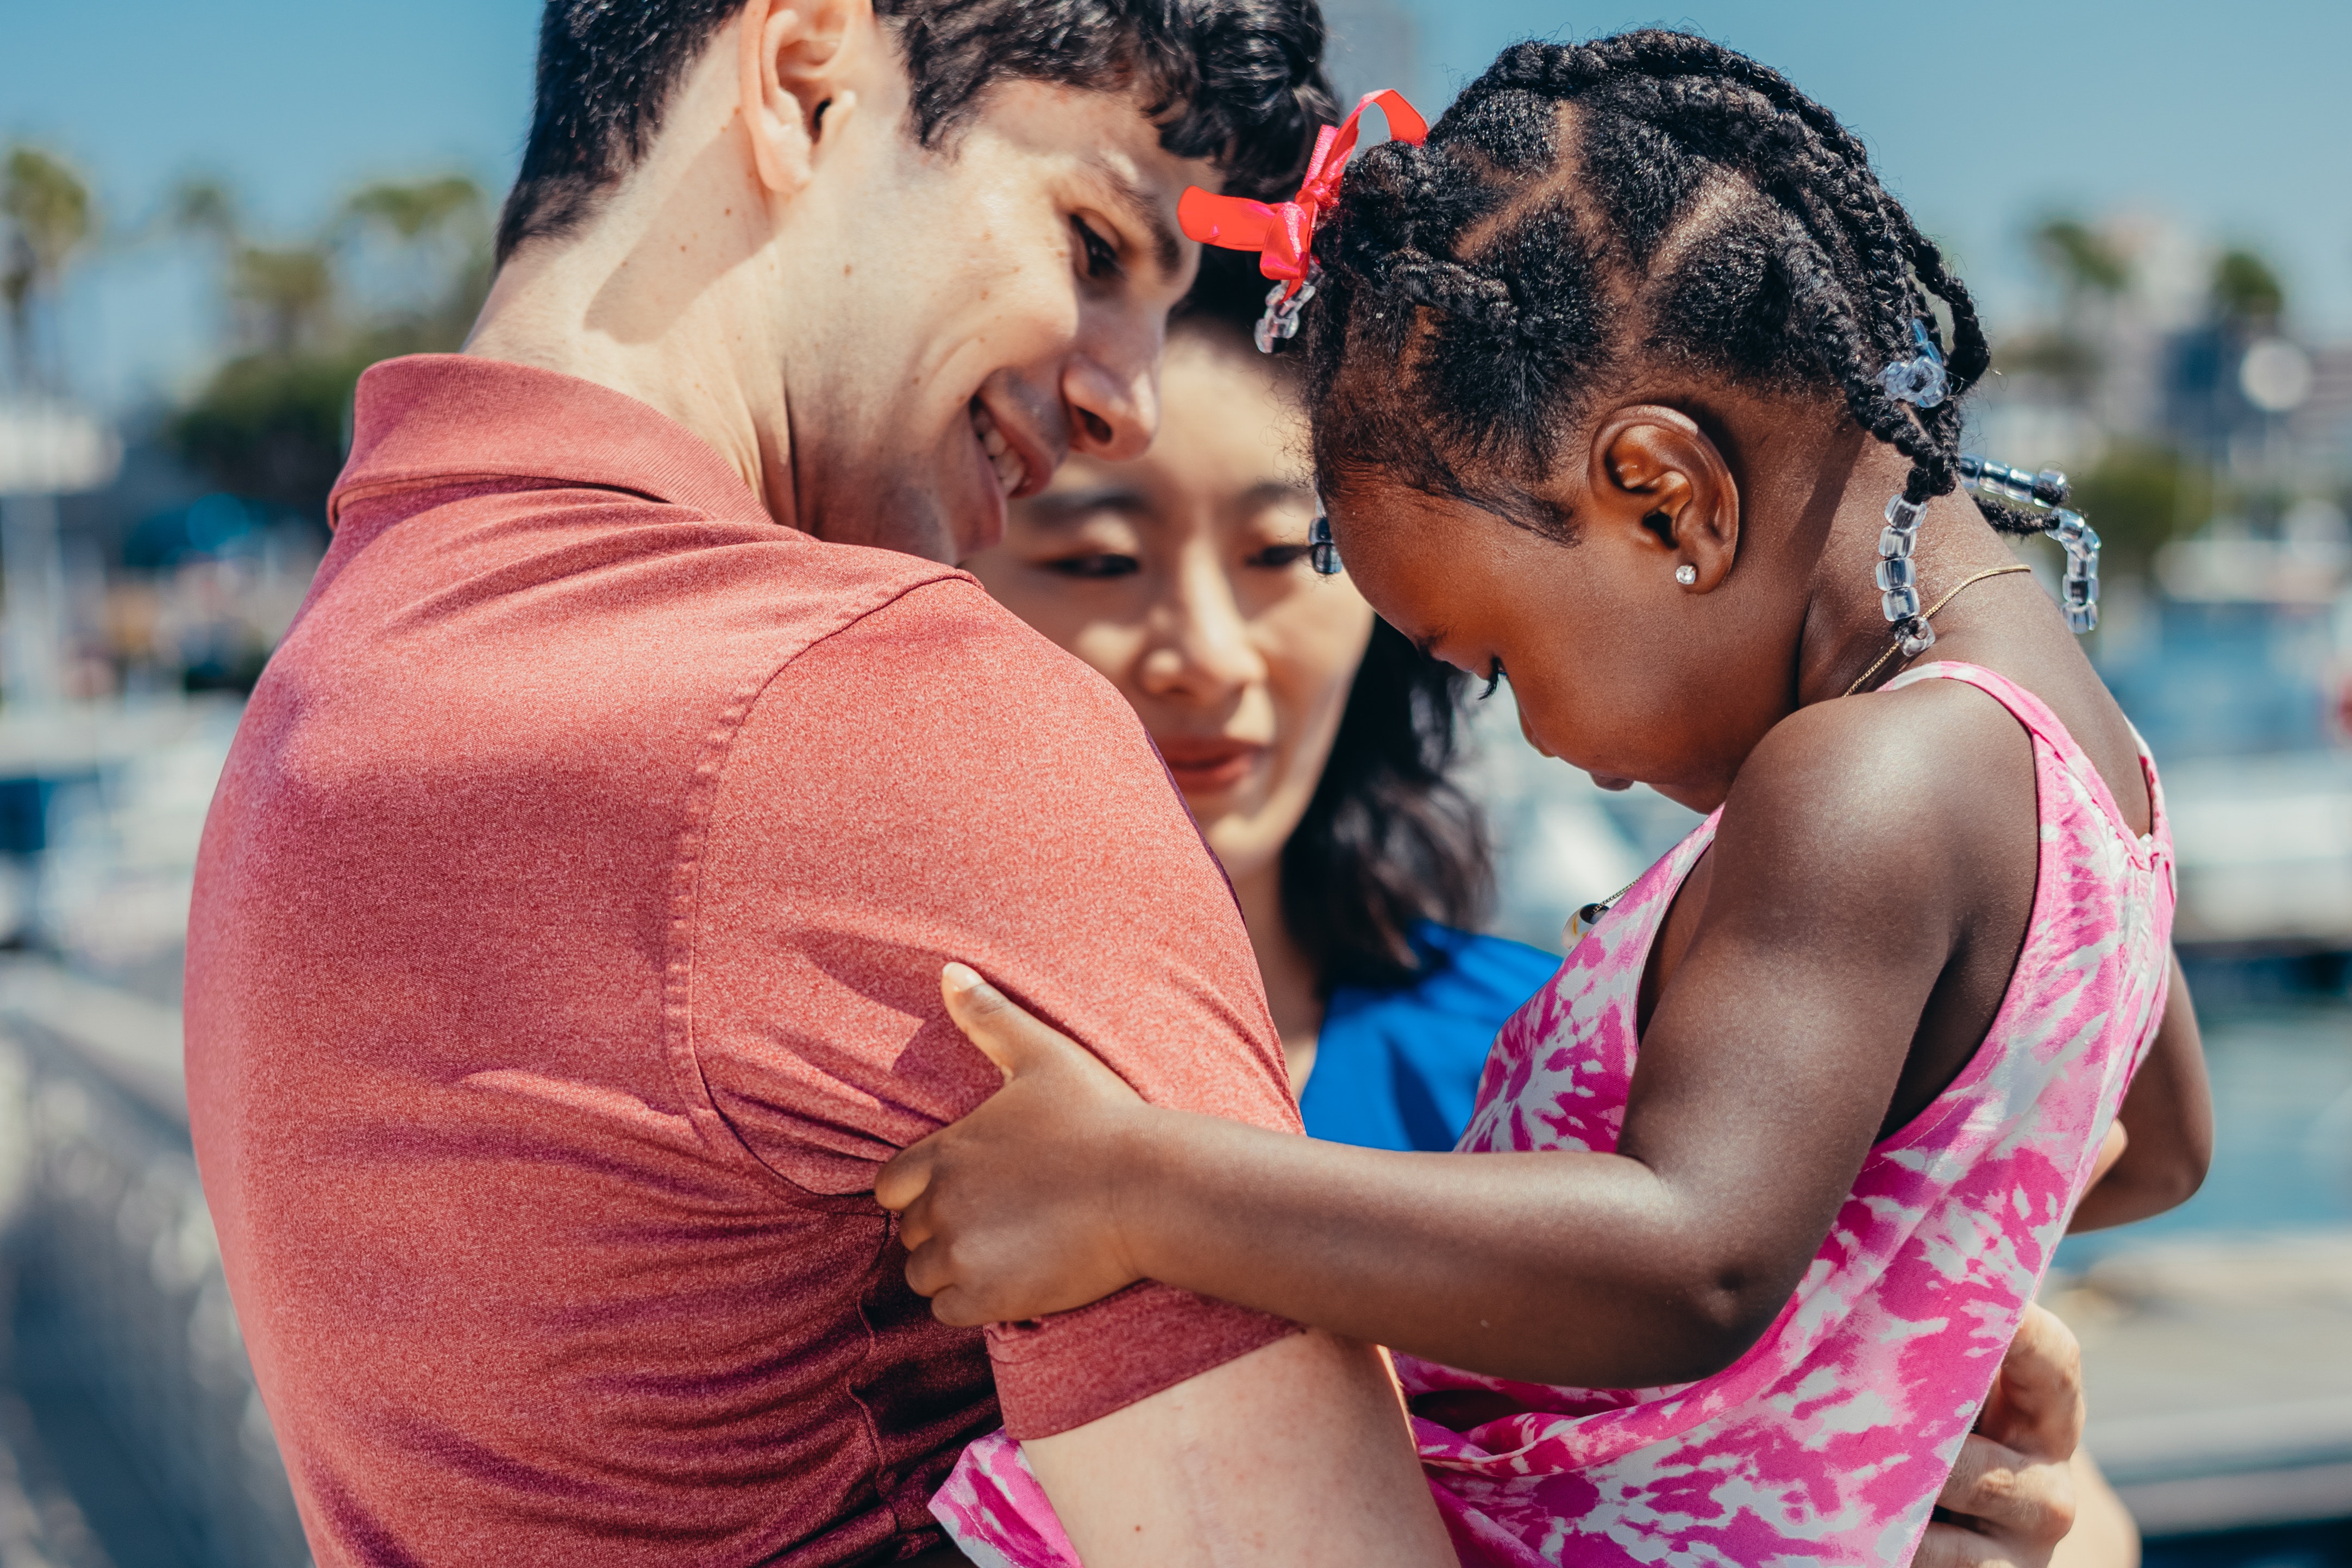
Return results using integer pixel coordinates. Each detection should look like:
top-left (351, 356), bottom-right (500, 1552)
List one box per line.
top-left (1877, 318), bottom-right (1949, 409)
top-left (1959, 454), bottom-right (2102, 632)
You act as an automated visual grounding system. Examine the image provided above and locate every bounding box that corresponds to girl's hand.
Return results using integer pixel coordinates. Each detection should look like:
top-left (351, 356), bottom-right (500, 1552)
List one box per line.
top-left (876, 964), bottom-right (1155, 1326)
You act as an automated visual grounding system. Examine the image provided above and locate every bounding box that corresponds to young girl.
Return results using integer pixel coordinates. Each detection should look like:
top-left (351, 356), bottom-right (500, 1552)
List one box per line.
top-left (886, 32), bottom-right (2212, 1566)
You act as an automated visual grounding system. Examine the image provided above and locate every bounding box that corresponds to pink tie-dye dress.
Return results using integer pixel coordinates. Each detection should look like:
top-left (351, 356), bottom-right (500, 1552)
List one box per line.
top-left (933, 661), bottom-right (2174, 1567)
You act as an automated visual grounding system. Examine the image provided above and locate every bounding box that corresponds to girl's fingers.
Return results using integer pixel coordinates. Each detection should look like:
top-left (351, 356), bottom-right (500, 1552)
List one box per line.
top-left (874, 1136), bottom-right (936, 1213)
top-left (939, 963), bottom-right (1087, 1080)
top-left (902, 1231), bottom-right (953, 1300)
top-left (938, 963), bottom-right (1037, 1080)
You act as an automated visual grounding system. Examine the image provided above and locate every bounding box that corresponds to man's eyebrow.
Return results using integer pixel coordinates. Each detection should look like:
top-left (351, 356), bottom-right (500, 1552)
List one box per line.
top-left (1089, 159), bottom-right (1185, 280)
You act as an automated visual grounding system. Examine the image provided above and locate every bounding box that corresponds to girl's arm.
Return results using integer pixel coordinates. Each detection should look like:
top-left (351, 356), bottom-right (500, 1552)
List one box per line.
top-left (2070, 949), bottom-right (2212, 1232)
top-left (880, 706), bottom-right (2027, 1389)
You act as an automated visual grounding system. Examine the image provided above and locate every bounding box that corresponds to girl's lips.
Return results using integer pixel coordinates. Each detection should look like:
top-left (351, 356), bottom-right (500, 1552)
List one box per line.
top-left (1156, 738), bottom-right (1268, 794)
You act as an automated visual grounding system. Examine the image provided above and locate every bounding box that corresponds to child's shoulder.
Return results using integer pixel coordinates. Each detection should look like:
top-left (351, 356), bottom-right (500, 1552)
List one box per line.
top-left (1737, 675), bottom-right (2032, 824)
top-left (1712, 676), bottom-right (2040, 932)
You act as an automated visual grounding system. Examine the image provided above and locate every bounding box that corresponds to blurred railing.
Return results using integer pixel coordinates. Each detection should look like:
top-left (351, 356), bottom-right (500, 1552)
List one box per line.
top-left (0, 959), bottom-right (309, 1568)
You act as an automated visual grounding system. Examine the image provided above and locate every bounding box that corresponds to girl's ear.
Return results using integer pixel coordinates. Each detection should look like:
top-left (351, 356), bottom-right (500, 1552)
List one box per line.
top-left (1586, 405), bottom-right (1741, 593)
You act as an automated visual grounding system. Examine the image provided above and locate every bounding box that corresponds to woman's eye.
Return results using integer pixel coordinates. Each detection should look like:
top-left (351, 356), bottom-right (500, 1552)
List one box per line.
top-left (1072, 217), bottom-right (1121, 281)
top-left (1481, 661), bottom-right (1507, 700)
top-left (1247, 544), bottom-right (1312, 570)
top-left (1044, 553), bottom-right (1140, 580)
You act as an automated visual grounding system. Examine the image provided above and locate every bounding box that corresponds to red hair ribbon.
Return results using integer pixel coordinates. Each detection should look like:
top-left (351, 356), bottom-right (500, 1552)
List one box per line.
top-left (1178, 90), bottom-right (1428, 348)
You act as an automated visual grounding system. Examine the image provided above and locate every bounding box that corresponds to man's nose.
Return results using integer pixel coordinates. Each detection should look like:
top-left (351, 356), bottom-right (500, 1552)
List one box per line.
top-left (1061, 340), bottom-right (1161, 464)
top-left (1138, 550), bottom-right (1263, 702)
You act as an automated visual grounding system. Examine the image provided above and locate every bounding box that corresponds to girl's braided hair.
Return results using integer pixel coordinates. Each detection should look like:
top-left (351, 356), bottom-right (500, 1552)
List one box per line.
top-left (1300, 32), bottom-right (2046, 538)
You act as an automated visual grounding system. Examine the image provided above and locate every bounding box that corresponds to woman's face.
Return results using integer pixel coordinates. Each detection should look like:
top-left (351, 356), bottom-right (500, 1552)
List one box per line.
top-left (966, 329), bottom-right (1376, 884)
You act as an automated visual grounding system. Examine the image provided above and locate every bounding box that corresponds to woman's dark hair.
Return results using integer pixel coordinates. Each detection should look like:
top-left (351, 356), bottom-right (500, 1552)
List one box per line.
top-left (498, 0), bottom-right (1338, 262)
top-left (1285, 619), bottom-right (1492, 990)
top-left (1298, 30), bottom-right (2049, 538)
top-left (1179, 247), bottom-right (1494, 993)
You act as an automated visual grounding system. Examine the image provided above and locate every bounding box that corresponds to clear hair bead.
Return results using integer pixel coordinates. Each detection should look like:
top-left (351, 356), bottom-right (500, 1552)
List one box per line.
top-left (1877, 319), bottom-right (1949, 409)
top-left (1959, 451), bottom-right (2101, 635)
top-left (1255, 278), bottom-right (1317, 354)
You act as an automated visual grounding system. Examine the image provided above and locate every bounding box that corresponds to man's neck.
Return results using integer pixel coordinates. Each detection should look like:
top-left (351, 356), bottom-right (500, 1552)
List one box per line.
top-left (465, 178), bottom-right (796, 530)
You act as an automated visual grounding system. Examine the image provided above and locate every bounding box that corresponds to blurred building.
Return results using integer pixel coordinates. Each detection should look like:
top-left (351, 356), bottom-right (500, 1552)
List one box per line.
top-left (1964, 216), bottom-right (2352, 959)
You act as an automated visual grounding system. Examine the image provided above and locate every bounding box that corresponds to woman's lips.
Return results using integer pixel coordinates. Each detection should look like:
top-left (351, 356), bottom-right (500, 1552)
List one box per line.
top-left (1156, 737), bottom-right (1267, 794)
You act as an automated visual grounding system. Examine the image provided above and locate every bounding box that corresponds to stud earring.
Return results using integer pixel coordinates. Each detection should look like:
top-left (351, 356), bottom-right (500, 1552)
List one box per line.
top-left (1674, 564), bottom-right (1698, 586)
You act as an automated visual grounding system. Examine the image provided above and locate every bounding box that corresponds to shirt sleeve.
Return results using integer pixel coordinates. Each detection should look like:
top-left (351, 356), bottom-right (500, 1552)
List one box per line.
top-left (687, 575), bottom-right (1303, 1438)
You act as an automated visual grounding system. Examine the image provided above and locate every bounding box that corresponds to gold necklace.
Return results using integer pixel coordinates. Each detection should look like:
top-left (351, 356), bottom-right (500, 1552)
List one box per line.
top-left (1843, 563), bottom-right (2033, 698)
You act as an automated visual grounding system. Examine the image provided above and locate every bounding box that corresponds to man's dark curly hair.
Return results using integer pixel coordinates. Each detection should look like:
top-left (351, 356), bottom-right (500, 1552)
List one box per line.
top-left (1180, 248), bottom-right (1495, 993)
top-left (496, 0), bottom-right (1338, 263)
top-left (1299, 30), bottom-right (2049, 540)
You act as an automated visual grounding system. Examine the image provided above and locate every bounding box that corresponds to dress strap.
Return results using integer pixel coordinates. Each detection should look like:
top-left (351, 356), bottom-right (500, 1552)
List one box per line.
top-left (1880, 660), bottom-right (2150, 851)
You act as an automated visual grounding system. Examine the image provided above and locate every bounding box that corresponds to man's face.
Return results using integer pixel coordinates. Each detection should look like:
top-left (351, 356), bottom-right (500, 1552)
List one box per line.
top-left (784, 78), bottom-right (1217, 562)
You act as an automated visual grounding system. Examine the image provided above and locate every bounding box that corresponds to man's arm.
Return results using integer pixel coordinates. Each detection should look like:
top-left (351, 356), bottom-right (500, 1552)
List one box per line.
top-left (1024, 1331), bottom-right (1454, 1567)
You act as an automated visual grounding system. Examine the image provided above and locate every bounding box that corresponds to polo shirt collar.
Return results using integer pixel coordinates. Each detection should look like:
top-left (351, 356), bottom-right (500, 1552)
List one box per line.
top-left (329, 354), bottom-right (773, 529)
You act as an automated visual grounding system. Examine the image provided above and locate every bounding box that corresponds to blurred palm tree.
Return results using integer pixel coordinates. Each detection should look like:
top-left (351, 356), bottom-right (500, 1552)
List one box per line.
top-left (166, 172), bottom-right (491, 513)
top-left (2033, 218), bottom-right (2131, 299)
top-left (336, 175), bottom-right (491, 341)
top-left (2211, 248), bottom-right (2285, 331)
top-left (340, 175), bottom-right (486, 246)
top-left (2000, 215), bottom-right (2134, 401)
top-left (168, 175), bottom-right (336, 355)
top-left (2, 144), bottom-right (96, 394)
top-left (234, 247), bottom-right (336, 355)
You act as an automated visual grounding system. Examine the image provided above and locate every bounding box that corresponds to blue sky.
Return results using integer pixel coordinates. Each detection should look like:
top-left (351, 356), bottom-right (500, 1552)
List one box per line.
top-left (6, 0), bottom-right (2346, 412)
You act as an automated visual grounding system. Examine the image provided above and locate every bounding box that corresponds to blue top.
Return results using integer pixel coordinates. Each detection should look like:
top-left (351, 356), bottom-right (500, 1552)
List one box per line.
top-left (1296, 923), bottom-right (1562, 1153)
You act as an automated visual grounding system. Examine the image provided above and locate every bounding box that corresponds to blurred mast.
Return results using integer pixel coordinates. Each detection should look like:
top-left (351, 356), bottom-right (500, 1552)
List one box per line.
top-left (0, 403), bottom-right (117, 710)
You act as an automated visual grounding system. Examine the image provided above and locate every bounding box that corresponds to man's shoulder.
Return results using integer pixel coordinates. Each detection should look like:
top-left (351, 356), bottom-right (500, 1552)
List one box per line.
top-left (802, 557), bottom-right (1115, 671)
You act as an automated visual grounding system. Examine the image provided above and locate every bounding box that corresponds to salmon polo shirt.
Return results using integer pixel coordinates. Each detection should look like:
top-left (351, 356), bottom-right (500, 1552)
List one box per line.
top-left (184, 355), bottom-right (1303, 1568)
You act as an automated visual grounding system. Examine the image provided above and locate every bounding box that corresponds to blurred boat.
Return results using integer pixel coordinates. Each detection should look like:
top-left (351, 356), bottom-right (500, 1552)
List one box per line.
top-left (2167, 751), bottom-right (2352, 948)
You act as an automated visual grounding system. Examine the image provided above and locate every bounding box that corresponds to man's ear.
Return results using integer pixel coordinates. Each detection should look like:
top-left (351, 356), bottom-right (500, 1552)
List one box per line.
top-left (738, 0), bottom-right (870, 196)
top-left (1586, 405), bottom-right (1740, 592)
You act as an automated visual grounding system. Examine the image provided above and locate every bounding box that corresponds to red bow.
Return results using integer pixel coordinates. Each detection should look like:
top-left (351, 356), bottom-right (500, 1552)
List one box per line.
top-left (1177, 89), bottom-right (1428, 299)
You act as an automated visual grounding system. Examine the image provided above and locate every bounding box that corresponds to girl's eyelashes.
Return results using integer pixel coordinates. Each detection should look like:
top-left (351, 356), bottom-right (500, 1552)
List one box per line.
top-left (1042, 551), bottom-right (1140, 580)
top-left (1071, 216), bottom-right (1122, 281)
top-left (1480, 660), bottom-right (1506, 700)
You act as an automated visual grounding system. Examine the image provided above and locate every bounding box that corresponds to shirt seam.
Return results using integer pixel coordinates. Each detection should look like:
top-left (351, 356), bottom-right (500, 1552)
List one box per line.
top-left (657, 571), bottom-right (967, 1199)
